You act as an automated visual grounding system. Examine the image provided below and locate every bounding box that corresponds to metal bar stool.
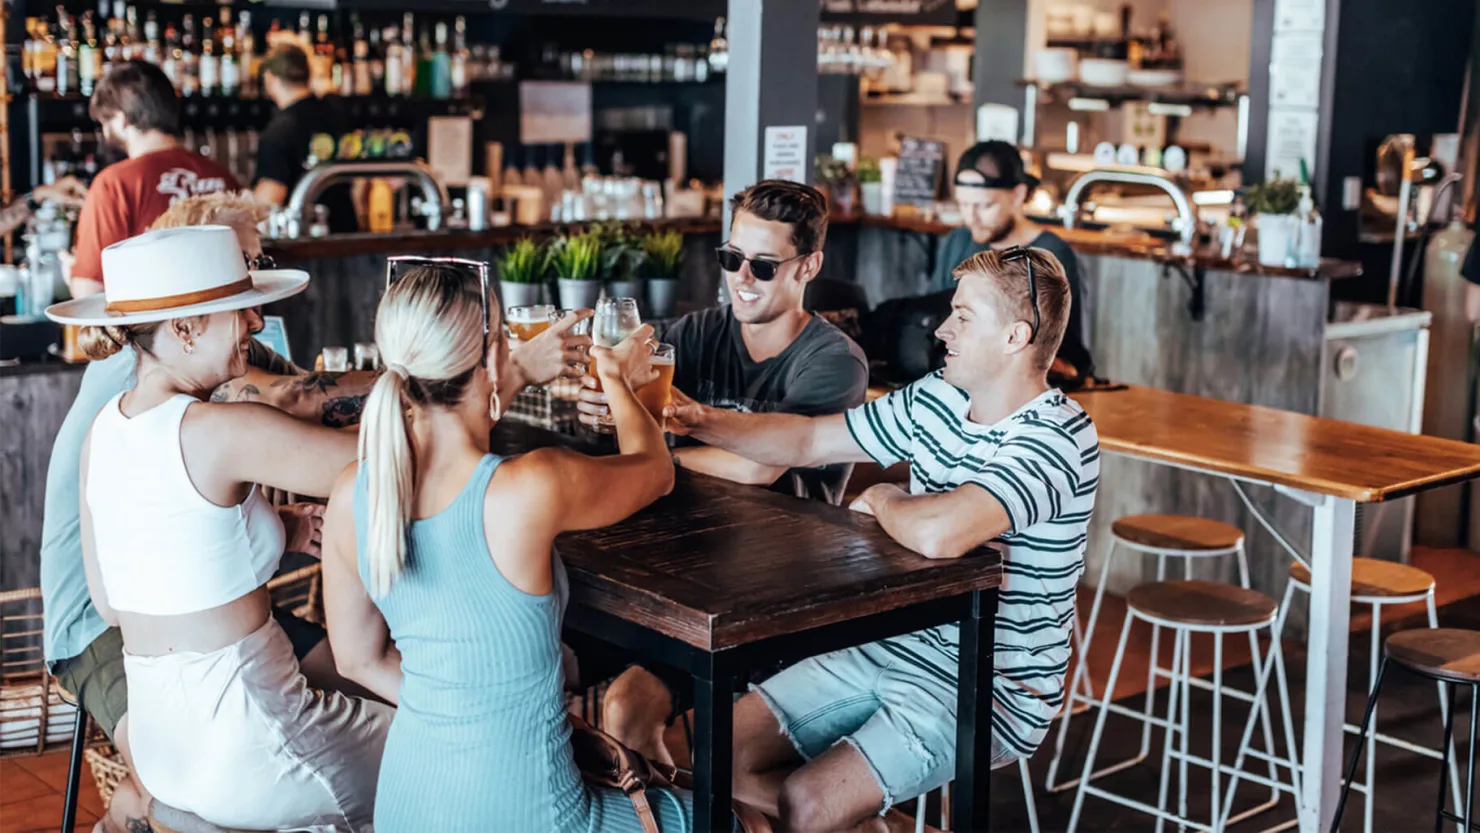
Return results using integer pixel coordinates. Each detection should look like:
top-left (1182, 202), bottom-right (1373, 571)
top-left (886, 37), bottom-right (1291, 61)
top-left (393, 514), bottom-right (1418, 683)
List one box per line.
top-left (910, 759), bottom-right (1041, 833)
top-left (1231, 480), bottom-right (1464, 833)
top-left (1048, 514), bottom-right (1282, 810)
top-left (1330, 629), bottom-right (1480, 833)
top-left (1066, 580), bottom-right (1302, 833)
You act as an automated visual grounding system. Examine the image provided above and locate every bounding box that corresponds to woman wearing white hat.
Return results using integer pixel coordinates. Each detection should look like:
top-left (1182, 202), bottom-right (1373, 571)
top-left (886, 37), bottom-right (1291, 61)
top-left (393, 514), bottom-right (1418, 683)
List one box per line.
top-left (48, 225), bottom-right (391, 831)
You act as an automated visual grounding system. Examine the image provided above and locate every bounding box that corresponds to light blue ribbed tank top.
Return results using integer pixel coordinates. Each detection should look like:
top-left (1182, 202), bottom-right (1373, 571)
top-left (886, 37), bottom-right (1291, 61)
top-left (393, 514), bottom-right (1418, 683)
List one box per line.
top-left (354, 454), bottom-right (697, 833)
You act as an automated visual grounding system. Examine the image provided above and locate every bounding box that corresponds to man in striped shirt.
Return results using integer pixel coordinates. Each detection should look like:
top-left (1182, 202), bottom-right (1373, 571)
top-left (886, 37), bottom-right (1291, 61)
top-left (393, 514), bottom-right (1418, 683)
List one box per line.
top-left (666, 247), bottom-right (1100, 831)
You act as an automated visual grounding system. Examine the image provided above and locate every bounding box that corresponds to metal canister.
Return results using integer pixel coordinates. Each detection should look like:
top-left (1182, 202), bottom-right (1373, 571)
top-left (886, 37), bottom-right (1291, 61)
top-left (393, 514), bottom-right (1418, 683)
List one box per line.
top-left (466, 178), bottom-right (490, 231)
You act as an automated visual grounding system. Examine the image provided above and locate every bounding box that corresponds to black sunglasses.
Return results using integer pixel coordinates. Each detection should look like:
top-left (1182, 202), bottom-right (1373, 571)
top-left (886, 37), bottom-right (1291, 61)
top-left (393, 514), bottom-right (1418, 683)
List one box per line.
top-left (1000, 246), bottom-right (1039, 345)
top-left (385, 255), bottom-right (493, 365)
top-left (714, 247), bottom-right (809, 282)
top-left (245, 252), bottom-right (276, 270)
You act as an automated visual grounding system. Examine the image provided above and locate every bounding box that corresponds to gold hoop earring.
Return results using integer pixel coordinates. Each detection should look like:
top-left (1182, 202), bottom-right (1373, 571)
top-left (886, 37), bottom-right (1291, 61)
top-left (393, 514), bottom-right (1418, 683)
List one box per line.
top-left (489, 391), bottom-right (503, 421)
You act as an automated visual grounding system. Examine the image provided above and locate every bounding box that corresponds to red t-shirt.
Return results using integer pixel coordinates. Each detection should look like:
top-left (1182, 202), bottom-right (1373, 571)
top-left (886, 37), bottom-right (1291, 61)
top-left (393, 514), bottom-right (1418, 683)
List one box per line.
top-left (71, 146), bottom-right (240, 284)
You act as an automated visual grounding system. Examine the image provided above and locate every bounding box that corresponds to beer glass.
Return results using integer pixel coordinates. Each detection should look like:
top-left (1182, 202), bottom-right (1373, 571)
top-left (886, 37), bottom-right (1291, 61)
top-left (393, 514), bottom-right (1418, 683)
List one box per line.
top-left (507, 304), bottom-right (556, 341)
top-left (321, 346), bottom-right (350, 373)
top-left (550, 308), bottom-right (593, 337)
top-left (635, 343), bottom-right (676, 419)
top-left (590, 297), bottom-right (642, 430)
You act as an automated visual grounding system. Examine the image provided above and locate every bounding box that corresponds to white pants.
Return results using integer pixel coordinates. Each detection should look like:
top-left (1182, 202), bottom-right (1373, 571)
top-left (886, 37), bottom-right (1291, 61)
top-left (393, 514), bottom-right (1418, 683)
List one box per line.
top-left (125, 618), bottom-right (392, 832)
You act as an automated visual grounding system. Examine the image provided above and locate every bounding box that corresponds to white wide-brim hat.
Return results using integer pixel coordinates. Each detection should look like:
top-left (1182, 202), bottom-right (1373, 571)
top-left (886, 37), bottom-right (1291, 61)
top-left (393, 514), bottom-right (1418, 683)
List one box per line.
top-left (46, 225), bottom-right (309, 327)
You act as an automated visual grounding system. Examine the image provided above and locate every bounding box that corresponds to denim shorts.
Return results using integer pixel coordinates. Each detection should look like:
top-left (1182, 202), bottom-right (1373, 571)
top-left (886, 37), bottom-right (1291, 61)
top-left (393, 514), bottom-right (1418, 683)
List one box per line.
top-left (752, 628), bottom-right (1017, 812)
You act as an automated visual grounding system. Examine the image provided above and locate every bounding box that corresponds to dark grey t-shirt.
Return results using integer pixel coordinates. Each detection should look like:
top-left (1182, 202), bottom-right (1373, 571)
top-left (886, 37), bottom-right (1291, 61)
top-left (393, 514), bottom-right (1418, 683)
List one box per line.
top-left (930, 227), bottom-right (1093, 376)
top-left (656, 305), bottom-right (869, 504)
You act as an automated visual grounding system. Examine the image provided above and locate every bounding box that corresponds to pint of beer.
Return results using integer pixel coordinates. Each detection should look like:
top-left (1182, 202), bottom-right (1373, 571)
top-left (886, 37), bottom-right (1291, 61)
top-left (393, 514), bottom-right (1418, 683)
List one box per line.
top-left (507, 304), bottom-right (555, 341)
top-left (590, 297), bottom-right (642, 396)
top-left (635, 343), bottom-right (676, 418)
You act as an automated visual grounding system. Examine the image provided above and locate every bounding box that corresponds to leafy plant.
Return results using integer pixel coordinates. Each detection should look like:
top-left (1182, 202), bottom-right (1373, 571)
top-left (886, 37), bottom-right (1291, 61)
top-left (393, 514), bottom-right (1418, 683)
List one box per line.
top-left (550, 231), bottom-right (603, 282)
top-left (1245, 177), bottom-right (1301, 216)
top-left (642, 229), bottom-right (685, 280)
top-left (495, 238), bottom-right (549, 285)
top-left (857, 156), bottom-right (882, 184)
top-left (815, 155), bottom-right (853, 186)
top-left (595, 222), bottom-right (648, 282)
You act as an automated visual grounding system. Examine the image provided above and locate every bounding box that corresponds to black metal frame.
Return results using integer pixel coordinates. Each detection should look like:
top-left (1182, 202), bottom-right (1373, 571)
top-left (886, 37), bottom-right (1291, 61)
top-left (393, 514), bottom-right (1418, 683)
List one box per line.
top-left (1333, 657), bottom-right (1480, 833)
top-left (564, 587), bottom-right (999, 832)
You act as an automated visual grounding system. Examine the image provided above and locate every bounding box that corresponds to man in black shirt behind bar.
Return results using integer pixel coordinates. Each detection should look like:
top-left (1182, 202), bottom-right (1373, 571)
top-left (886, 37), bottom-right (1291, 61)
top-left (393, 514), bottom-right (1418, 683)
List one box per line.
top-left (253, 45), bottom-right (358, 234)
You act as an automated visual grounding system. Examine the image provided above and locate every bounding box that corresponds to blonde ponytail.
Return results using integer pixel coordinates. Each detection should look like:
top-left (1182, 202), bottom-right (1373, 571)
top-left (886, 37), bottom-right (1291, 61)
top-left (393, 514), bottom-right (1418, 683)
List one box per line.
top-left (359, 367), bottom-right (415, 598)
top-left (358, 264), bottom-right (490, 597)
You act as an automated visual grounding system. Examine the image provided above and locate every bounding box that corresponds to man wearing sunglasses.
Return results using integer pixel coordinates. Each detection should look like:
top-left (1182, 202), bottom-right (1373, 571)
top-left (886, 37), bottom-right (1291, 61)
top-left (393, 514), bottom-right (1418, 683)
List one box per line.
top-left (929, 140), bottom-right (1093, 381)
top-left (664, 247), bottom-right (1099, 832)
top-left (580, 180), bottom-right (869, 767)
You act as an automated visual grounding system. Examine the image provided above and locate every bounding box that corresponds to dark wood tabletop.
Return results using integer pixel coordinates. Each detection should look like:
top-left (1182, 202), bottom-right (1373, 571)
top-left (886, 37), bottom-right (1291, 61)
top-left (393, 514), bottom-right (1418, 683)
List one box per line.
top-left (490, 420), bottom-right (1003, 652)
top-left (1072, 384), bottom-right (1480, 502)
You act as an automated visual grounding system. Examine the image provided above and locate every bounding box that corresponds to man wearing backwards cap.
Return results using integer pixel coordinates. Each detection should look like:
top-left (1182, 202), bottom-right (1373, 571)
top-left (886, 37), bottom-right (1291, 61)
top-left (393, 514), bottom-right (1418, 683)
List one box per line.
top-left (931, 140), bottom-right (1093, 379)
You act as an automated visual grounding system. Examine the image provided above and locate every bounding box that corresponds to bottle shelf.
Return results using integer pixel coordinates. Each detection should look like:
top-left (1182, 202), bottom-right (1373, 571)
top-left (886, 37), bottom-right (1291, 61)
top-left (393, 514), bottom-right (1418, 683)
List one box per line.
top-left (27, 92), bottom-right (484, 131)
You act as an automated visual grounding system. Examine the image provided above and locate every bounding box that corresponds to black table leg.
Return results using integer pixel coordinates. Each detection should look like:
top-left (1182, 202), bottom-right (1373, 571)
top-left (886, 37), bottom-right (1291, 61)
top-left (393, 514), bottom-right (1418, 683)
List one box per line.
top-left (953, 588), bottom-right (998, 833)
top-left (693, 665), bottom-right (735, 833)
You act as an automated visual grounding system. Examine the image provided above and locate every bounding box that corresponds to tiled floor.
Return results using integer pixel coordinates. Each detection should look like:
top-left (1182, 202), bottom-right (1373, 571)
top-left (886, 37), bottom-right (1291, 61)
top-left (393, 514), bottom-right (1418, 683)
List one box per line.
top-left (4, 545), bottom-right (1476, 833)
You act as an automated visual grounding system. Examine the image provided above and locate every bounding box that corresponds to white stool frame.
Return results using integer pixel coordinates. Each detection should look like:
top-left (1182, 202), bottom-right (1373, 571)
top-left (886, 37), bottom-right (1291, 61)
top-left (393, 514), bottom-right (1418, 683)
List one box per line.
top-left (1231, 479), bottom-right (1465, 833)
top-left (912, 759), bottom-right (1039, 833)
top-left (1045, 527), bottom-right (1283, 815)
top-left (1066, 603), bottom-right (1302, 833)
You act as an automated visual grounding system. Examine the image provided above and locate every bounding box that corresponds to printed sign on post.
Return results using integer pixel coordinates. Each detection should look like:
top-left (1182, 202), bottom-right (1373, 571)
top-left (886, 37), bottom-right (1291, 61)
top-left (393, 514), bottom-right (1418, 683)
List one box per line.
top-left (763, 126), bottom-right (809, 183)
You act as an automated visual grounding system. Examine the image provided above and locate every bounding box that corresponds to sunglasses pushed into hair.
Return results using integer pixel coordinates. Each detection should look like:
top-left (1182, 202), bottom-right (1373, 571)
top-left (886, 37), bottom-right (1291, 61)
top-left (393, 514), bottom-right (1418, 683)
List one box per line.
top-left (999, 246), bottom-right (1039, 345)
top-left (384, 255), bottom-right (493, 366)
top-left (713, 247), bottom-right (809, 282)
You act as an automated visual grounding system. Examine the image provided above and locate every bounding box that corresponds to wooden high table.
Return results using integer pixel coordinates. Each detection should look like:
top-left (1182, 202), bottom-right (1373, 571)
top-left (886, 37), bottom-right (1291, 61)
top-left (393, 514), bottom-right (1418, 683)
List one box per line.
top-left (489, 421), bottom-right (1005, 833)
top-left (1072, 384), bottom-right (1480, 833)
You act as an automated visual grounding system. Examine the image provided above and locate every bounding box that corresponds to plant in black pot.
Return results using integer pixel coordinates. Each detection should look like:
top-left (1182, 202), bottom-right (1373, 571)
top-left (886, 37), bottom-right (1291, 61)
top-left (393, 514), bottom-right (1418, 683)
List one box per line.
top-left (642, 228), bottom-right (685, 319)
top-left (496, 238), bottom-right (550, 308)
top-left (598, 223), bottom-right (648, 308)
top-left (551, 230), bottom-right (604, 310)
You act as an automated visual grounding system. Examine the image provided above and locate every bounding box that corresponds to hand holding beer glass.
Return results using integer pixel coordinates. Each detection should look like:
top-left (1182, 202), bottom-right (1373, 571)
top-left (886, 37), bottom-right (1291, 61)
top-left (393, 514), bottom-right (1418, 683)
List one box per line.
top-left (505, 305), bottom-right (593, 384)
top-left (506, 305), bottom-right (556, 341)
top-left (580, 297), bottom-right (676, 431)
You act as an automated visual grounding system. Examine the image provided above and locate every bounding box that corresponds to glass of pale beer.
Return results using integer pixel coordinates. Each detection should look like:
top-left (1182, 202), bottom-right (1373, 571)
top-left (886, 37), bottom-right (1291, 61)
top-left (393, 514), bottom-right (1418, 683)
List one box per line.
top-left (635, 343), bottom-right (676, 419)
top-left (590, 297), bottom-right (643, 431)
top-left (507, 304), bottom-right (556, 341)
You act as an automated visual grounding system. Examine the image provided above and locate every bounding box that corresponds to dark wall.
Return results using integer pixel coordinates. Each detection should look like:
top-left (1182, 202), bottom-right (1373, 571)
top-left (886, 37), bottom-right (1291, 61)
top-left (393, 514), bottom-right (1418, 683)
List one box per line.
top-left (1320, 0), bottom-right (1474, 301)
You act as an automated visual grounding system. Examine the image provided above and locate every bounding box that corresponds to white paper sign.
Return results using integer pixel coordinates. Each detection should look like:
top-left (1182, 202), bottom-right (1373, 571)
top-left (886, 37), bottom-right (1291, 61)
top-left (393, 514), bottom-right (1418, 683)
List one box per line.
top-left (975, 104), bottom-right (1020, 144)
top-left (1274, 0), bottom-right (1325, 32)
top-left (1270, 33), bottom-right (1324, 109)
top-left (763, 125), bottom-right (808, 183)
top-left (427, 116), bottom-right (474, 187)
top-left (1265, 109), bottom-right (1320, 181)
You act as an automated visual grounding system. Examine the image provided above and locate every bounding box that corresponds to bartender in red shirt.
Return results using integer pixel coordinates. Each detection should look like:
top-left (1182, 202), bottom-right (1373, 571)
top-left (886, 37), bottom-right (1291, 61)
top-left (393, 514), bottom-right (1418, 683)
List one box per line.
top-left (69, 60), bottom-right (239, 298)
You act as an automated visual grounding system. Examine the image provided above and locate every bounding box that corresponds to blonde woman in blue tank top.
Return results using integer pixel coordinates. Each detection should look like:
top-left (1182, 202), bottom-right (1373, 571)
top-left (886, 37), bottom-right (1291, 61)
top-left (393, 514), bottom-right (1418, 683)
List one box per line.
top-left (320, 264), bottom-right (729, 832)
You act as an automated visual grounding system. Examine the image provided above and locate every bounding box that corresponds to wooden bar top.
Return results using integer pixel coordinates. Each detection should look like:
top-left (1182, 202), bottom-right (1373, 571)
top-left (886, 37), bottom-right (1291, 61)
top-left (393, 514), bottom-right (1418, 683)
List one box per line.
top-left (1072, 385), bottom-right (1480, 502)
top-left (489, 421), bottom-right (1002, 652)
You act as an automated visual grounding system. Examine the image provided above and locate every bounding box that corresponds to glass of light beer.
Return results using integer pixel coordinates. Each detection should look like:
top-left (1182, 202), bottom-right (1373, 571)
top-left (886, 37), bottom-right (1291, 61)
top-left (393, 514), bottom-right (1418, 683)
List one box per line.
top-left (506, 304), bottom-right (556, 341)
top-left (590, 297), bottom-right (642, 430)
top-left (635, 343), bottom-right (676, 419)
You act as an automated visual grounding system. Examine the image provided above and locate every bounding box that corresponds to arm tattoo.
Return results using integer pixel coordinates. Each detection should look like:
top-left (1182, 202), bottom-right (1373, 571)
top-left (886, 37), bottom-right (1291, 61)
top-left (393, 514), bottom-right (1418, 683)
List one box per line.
top-left (210, 385), bottom-right (231, 403)
top-left (127, 818), bottom-right (154, 833)
top-left (209, 383), bottom-right (262, 403)
top-left (322, 394), bottom-right (368, 428)
top-left (236, 384), bottom-right (261, 402)
top-left (273, 371), bottom-right (340, 395)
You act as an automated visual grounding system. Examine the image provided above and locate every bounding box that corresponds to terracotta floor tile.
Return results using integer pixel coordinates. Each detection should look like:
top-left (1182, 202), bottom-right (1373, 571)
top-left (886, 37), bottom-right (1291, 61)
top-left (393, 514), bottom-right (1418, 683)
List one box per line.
top-left (8, 754), bottom-right (105, 819)
top-left (0, 791), bottom-right (97, 833)
top-left (0, 762), bottom-right (53, 807)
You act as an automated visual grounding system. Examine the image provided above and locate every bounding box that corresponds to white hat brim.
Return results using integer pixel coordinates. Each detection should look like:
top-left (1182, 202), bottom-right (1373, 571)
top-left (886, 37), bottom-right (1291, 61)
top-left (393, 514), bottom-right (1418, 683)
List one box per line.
top-left (45, 269), bottom-right (310, 327)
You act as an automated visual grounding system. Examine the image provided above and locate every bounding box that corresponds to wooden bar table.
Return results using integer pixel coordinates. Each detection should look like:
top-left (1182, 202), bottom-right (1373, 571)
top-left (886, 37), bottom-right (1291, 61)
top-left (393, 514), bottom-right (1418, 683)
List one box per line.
top-left (489, 421), bottom-right (1005, 833)
top-left (1072, 384), bottom-right (1480, 833)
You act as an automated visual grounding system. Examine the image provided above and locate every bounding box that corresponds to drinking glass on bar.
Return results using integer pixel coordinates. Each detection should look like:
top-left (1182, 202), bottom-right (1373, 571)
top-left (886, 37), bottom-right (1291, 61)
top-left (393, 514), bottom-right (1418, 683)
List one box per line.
top-left (550, 308), bottom-right (593, 337)
top-left (354, 342), bottom-right (381, 371)
top-left (635, 342), bottom-right (676, 419)
top-left (321, 346), bottom-right (350, 373)
top-left (590, 297), bottom-right (642, 430)
top-left (507, 304), bottom-right (556, 341)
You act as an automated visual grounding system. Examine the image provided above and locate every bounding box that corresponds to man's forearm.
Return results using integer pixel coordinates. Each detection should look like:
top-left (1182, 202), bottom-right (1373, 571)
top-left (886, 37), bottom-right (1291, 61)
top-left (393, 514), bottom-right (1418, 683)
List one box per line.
top-left (674, 446), bottom-right (787, 486)
top-left (689, 407), bottom-right (821, 468)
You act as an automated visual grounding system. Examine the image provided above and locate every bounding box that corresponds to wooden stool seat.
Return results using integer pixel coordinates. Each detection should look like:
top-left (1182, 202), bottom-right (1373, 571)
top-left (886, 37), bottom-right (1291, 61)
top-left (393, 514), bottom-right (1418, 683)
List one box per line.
top-left (1288, 557), bottom-right (1435, 599)
top-left (1127, 579), bottom-right (1278, 628)
top-left (1111, 514), bottom-right (1245, 552)
top-left (1385, 629), bottom-right (1480, 684)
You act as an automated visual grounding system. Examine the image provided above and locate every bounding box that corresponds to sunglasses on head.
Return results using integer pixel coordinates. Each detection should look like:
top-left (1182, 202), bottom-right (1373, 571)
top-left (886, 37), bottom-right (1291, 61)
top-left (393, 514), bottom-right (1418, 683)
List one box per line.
top-left (999, 246), bottom-right (1039, 345)
top-left (245, 252), bottom-right (277, 270)
top-left (714, 247), bottom-right (809, 282)
top-left (385, 255), bottom-right (493, 365)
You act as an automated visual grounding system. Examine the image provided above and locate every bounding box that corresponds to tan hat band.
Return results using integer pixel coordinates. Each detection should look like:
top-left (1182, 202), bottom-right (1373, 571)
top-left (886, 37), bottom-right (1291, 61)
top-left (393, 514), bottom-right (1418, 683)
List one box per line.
top-left (104, 277), bottom-right (255, 314)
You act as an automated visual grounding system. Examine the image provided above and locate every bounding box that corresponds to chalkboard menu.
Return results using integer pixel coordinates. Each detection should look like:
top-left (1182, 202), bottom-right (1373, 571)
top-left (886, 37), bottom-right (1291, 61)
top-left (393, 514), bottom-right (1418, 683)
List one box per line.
top-left (894, 137), bottom-right (948, 207)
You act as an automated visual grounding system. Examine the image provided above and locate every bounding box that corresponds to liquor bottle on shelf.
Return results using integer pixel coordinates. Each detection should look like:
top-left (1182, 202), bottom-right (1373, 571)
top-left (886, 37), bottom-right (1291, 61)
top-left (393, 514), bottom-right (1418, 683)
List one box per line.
top-left (312, 14), bottom-right (333, 96)
top-left (199, 17), bottom-right (219, 96)
top-left (709, 17), bottom-right (728, 75)
top-left (220, 10), bottom-right (240, 97)
top-left (401, 14), bottom-right (418, 96)
top-left (79, 14), bottom-right (101, 97)
top-left (384, 25), bottom-right (405, 96)
top-left (430, 21), bottom-right (451, 100)
top-left (161, 22), bottom-right (180, 87)
top-left (368, 28), bottom-right (386, 95)
top-left (124, 5), bottom-right (142, 61)
top-left (56, 9), bottom-right (79, 98)
top-left (238, 11), bottom-right (258, 98)
top-left (143, 10), bottom-right (160, 65)
top-left (111, 1), bottom-right (130, 61)
top-left (28, 19), bottom-right (59, 94)
top-left (296, 12), bottom-right (311, 50)
top-left (179, 14), bottom-right (199, 96)
top-left (352, 15), bottom-right (372, 96)
top-left (450, 16), bottom-right (469, 99)
top-left (414, 24), bottom-right (433, 98)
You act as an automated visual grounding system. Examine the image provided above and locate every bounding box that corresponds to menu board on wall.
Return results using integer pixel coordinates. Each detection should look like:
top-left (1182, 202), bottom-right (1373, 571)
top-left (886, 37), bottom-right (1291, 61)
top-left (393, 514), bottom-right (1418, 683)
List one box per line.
top-left (893, 137), bottom-right (947, 207)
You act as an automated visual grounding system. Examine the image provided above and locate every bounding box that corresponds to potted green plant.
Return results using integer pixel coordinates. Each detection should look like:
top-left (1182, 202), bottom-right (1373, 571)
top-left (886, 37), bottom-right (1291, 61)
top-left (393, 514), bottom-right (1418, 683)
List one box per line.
top-left (857, 157), bottom-right (885, 216)
top-left (495, 238), bottom-right (549, 308)
top-left (642, 228), bottom-right (685, 318)
top-left (1245, 177), bottom-right (1302, 267)
top-left (598, 223), bottom-right (649, 306)
top-left (815, 155), bottom-right (855, 216)
top-left (551, 230), bottom-right (604, 309)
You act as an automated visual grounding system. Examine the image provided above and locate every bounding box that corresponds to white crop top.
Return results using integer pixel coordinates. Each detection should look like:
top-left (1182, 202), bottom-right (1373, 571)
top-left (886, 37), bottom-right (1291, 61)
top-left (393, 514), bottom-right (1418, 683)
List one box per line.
top-left (86, 393), bottom-right (285, 616)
